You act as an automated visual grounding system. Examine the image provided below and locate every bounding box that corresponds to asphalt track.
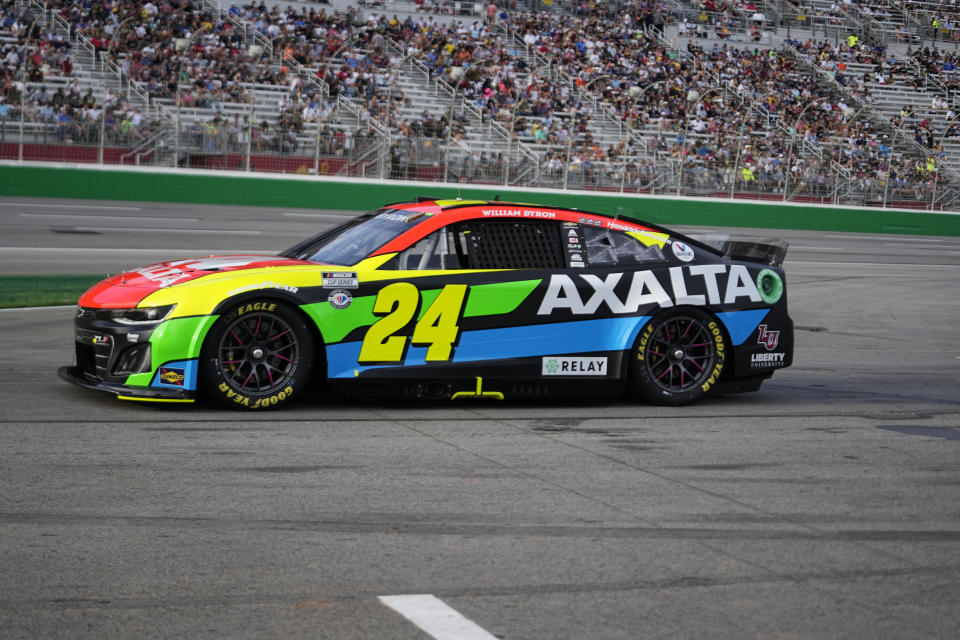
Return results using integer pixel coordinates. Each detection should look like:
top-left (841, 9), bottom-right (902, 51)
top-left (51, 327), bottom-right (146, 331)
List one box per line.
top-left (1, 197), bottom-right (959, 639)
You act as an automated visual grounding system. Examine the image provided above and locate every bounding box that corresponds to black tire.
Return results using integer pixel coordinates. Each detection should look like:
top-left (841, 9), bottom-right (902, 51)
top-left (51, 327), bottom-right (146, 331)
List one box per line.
top-left (630, 308), bottom-right (726, 406)
top-left (200, 300), bottom-right (314, 410)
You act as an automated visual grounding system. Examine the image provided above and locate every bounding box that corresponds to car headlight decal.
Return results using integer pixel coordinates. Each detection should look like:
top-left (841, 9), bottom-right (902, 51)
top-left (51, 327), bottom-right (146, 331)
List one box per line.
top-left (109, 304), bottom-right (177, 325)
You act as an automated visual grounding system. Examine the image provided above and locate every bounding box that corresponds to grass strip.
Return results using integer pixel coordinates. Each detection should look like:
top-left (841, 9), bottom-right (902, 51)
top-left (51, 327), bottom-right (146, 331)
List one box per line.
top-left (0, 275), bottom-right (106, 309)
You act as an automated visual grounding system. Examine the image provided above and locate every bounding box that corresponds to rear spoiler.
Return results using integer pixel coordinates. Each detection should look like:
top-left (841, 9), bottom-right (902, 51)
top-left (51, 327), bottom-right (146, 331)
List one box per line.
top-left (689, 235), bottom-right (789, 268)
top-left (720, 238), bottom-right (789, 268)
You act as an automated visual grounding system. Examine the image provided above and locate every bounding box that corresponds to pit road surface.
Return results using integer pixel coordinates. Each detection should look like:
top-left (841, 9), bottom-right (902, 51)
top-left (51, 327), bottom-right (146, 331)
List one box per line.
top-left (1, 197), bottom-right (959, 639)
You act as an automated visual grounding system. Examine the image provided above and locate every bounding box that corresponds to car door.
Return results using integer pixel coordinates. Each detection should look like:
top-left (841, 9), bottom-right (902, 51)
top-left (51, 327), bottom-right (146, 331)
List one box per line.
top-left (345, 217), bottom-right (570, 379)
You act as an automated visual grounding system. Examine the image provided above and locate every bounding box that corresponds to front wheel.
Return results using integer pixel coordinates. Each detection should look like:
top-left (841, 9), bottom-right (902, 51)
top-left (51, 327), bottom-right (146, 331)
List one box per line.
top-left (630, 308), bottom-right (726, 405)
top-left (200, 300), bottom-right (314, 410)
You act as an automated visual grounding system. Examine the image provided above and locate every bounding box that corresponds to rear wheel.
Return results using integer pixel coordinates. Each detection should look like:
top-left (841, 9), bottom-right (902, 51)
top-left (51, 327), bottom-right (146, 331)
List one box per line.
top-left (630, 308), bottom-right (726, 405)
top-left (200, 300), bottom-right (314, 410)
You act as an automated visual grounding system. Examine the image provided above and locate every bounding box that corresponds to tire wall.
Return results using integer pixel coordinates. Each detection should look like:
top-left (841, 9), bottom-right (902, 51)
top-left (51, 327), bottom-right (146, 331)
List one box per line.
top-left (3, 163), bottom-right (959, 236)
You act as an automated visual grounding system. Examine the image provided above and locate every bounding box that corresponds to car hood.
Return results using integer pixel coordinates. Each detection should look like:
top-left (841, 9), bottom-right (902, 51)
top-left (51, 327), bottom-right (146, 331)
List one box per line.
top-left (79, 255), bottom-right (313, 308)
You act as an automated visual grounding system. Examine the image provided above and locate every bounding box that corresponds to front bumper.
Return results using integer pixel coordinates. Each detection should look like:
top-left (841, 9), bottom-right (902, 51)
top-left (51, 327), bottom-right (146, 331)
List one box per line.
top-left (64, 305), bottom-right (208, 403)
top-left (58, 365), bottom-right (195, 402)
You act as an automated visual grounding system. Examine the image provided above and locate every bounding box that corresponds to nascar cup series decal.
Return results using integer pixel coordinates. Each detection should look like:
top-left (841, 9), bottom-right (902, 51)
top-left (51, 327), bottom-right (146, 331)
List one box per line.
top-left (322, 272), bottom-right (359, 289)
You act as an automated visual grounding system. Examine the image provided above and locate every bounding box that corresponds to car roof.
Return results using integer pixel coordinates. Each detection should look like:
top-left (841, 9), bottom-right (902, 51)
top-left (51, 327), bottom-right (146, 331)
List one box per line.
top-left (372, 199), bottom-right (673, 257)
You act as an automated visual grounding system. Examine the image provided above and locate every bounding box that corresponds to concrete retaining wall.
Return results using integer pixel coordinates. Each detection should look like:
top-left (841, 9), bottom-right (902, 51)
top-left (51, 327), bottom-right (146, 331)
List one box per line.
top-left (3, 163), bottom-right (958, 236)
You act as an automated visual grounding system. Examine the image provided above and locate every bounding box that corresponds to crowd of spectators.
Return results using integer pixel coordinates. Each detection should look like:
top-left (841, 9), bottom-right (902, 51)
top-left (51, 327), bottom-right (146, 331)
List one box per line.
top-left (1, 0), bottom-right (955, 201)
top-left (0, 1), bottom-right (160, 146)
top-left (902, 1), bottom-right (960, 42)
top-left (910, 45), bottom-right (960, 93)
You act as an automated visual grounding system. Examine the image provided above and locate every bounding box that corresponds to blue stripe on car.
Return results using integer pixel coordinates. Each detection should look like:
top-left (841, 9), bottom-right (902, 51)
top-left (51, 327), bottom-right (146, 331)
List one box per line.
top-left (716, 309), bottom-right (770, 345)
top-left (326, 316), bottom-right (651, 378)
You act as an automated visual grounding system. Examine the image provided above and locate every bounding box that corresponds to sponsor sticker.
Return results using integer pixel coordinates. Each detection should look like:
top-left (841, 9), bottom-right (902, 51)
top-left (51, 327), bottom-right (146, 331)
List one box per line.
top-left (671, 241), bottom-right (695, 262)
top-left (158, 367), bottom-right (186, 386)
top-left (565, 227), bottom-right (584, 264)
top-left (751, 352), bottom-right (786, 367)
top-left (322, 272), bottom-right (359, 289)
top-left (757, 324), bottom-right (780, 350)
top-left (606, 220), bottom-right (640, 232)
top-left (536, 265), bottom-right (762, 315)
top-left (328, 289), bottom-right (353, 310)
top-left (137, 256), bottom-right (267, 288)
top-left (541, 356), bottom-right (608, 376)
top-left (227, 281), bottom-right (299, 296)
top-left (481, 208), bottom-right (557, 218)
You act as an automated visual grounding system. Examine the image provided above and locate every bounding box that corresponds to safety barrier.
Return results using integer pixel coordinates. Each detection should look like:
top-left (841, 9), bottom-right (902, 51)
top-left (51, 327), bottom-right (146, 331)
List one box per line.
top-left (2, 162), bottom-right (959, 236)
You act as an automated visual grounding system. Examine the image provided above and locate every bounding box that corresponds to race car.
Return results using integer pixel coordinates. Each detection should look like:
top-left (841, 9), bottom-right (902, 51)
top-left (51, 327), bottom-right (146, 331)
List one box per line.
top-left (59, 198), bottom-right (793, 409)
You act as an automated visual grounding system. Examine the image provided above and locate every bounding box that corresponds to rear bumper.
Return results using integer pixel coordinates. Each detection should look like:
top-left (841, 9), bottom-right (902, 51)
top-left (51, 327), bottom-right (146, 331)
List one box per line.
top-left (58, 366), bottom-right (195, 403)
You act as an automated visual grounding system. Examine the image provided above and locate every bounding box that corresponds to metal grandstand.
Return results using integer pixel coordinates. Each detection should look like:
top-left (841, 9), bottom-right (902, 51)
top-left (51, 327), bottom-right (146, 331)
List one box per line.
top-left (1, 0), bottom-right (959, 210)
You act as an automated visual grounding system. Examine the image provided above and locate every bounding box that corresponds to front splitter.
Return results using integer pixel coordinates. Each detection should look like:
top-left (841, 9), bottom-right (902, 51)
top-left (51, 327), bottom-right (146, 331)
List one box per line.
top-left (58, 366), bottom-right (195, 403)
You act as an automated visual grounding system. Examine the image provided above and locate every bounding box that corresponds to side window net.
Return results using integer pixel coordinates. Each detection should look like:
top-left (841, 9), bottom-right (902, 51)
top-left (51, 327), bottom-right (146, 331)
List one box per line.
top-left (457, 221), bottom-right (565, 269)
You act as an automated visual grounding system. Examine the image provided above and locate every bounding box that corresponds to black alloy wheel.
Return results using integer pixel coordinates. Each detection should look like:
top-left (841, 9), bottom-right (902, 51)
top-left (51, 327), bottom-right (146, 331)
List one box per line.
top-left (201, 301), bottom-right (314, 409)
top-left (631, 308), bottom-right (726, 405)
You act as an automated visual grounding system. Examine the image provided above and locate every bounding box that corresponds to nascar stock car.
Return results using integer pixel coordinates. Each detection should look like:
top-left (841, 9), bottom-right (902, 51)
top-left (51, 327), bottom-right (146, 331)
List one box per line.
top-left (59, 198), bottom-right (793, 409)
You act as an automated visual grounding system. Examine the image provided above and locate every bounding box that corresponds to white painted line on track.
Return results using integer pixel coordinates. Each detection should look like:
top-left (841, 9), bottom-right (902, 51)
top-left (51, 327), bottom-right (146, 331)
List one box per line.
top-left (824, 233), bottom-right (952, 241)
top-left (0, 305), bottom-right (74, 312)
top-left (281, 212), bottom-right (353, 219)
top-left (884, 240), bottom-right (957, 249)
top-left (0, 247), bottom-right (271, 254)
top-left (789, 246), bottom-right (844, 251)
top-left (379, 594), bottom-right (498, 640)
top-left (18, 213), bottom-right (200, 223)
top-left (885, 244), bottom-right (960, 250)
top-left (786, 260), bottom-right (960, 268)
top-left (0, 202), bottom-right (142, 210)
top-left (824, 233), bottom-right (894, 240)
top-left (52, 226), bottom-right (263, 235)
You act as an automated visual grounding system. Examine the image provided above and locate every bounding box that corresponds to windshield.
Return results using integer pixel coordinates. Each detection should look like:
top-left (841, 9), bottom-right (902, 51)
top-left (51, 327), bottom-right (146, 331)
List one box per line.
top-left (283, 209), bottom-right (425, 266)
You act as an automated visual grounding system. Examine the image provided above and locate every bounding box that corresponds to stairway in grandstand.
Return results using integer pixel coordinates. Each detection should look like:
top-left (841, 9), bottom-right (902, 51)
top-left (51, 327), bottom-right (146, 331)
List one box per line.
top-left (4, 0), bottom-right (958, 206)
top-left (4, 0), bottom-right (171, 165)
top-left (661, 0), bottom-right (960, 205)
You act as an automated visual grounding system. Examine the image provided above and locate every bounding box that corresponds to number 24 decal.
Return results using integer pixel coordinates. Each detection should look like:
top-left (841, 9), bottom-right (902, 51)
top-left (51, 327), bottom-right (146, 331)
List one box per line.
top-left (358, 283), bottom-right (468, 363)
